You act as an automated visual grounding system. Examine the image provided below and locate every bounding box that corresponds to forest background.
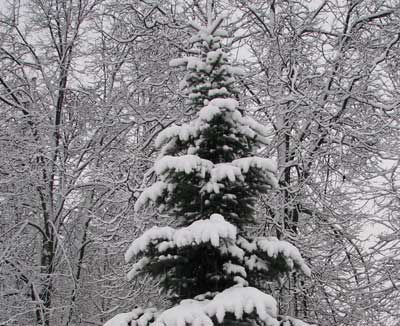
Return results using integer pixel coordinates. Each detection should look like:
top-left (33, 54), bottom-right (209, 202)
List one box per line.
top-left (0, 0), bottom-right (399, 325)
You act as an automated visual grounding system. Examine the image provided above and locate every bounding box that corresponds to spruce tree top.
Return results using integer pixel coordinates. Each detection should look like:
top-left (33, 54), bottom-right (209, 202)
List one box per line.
top-left (105, 14), bottom-right (313, 326)
top-left (171, 16), bottom-right (239, 111)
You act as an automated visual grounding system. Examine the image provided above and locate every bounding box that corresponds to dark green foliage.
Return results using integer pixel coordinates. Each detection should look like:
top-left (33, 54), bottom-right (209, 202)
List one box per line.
top-left (143, 244), bottom-right (242, 302)
top-left (156, 167), bottom-right (270, 229)
top-left (196, 115), bottom-right (253, 162)
top-left (155, 114), bottom-right (272, 229)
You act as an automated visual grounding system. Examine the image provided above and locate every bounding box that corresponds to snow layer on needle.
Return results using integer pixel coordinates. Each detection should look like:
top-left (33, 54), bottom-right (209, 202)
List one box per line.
top-left (226, 244), bottom-right (245, 260)
top-left (205, 286), bottom-right (278, 326)
top-left (104, 307), bottom-right (144, 326)
top-left (256, 237), bottom-right (311, 277)
top-left (218, 243), bottom-right (245, 261)
top-left (198, 98), bottom-right (272, 146)
top-left (189, 58), bottom-right (209, 72)
top-left (232, 157), bottom-right (278, 188)
top-left (155, 123), bottom-right (199, 149)
top-left (137, 309), bottom-right (158, 326)
top-left (199, 98), bottom-right (239, 122)
top-left (208, 87), bottom-right (229, 97)
top-left (134, 182), bottom-right (168, 212)
top-left (189, 30), bottom-right (213, 44)
top-left (127, 257), bottom-right (151, 281)
top-left (125, 226), bottom-right (175, 262)
top-left (150, 286), bottom-right (280, 326)
top-left (173, 214), bottom-right (236, 247)
top-left (201, 162), bottom-right (244, 194)
top-left (244, 254), bottom-right (269, 272)
top-left (199, 103), bottom-right (221, 122)
top-left (155, 155), bottom-right (213, 176)
top-left (242, 116), bottom-right (272, 138)
top-left (237, 236), bottom-right (257, 252)
top-left (223, 262), bottom-right (247, 278)
top-left (152, 300), bottom-right (212, 326)
top-left (233, 115), bottom-right (273, 145)
top-left (233, 157), bottom-right (277, 173)
top-left (210, 164), bottom-right (242, 183)
top-left (210, 98), bottom-right (239, 111)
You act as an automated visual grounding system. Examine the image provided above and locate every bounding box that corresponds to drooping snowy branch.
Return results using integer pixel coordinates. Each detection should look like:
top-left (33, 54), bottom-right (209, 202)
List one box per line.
top-left (104, 286), bottom-right (315, 326)
top-left (151, 286), bottom-right (280, 326)
top-left (125, 214), bottom-right (310, 284)
top-left (232, 157), bottom-right (279, 188)
top-left (134, 152), bottom-right (278, 211)
top-left (155, 155), bottom-right (213, 177)
top-left (134, 181), bottom-right (170, 212)
top-left (232, 157), bottom-right (277, 174)
top-left (205, 286), bottom-right (278, 326)
top-left (152, 300), bottom-right (211, 326)
top-left (127, 257), bottom-right (151, 281)
top-left (104, 308), bottom-right (156, 326)
top-left (238, 237), bottom-right (311, 277)
top-left (256, 238), bottom-right (311, 276)
top-left (155, 98), bottom-right (272, 154)
top-left (125, 214), bottom-right (237, 263)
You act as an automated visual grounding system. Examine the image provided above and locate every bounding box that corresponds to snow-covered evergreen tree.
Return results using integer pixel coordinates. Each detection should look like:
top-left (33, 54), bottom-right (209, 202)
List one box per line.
top-left (105, 15), bottom-right (313, 326)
